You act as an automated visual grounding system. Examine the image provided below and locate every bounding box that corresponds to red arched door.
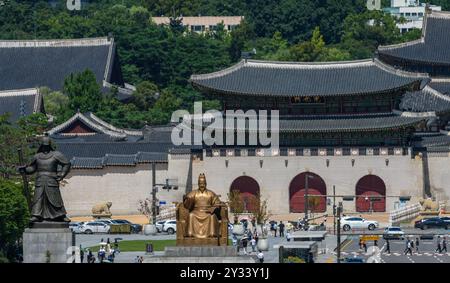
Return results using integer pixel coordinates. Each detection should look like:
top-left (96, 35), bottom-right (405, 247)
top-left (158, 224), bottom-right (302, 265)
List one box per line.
top-left (230, 176), bottom-right (260, 213)
top-left (289, 172), bottom-right (326, 213)
top-left (356, 175), bottom-right (386, 212)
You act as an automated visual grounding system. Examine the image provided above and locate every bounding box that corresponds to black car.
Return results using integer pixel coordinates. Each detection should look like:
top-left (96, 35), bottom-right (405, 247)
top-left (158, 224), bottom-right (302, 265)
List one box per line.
top-left (343, 257), bottom-right (365, 263)
top-left (111, 219), bottom-right (142, 233)
top-left (414, 217), bottom-right (448, 230)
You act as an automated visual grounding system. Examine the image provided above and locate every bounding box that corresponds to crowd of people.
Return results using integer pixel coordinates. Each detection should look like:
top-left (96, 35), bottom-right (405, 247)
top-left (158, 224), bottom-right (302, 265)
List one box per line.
top-left (78, 238), bottom-right (120, 263)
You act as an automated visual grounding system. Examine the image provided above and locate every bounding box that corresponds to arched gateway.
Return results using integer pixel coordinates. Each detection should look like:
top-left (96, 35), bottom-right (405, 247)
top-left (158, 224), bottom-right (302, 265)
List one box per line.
top-left (230, 176), bottom-right (260, 213)
top-left (355, 175), bottom-right (386, 212)
top-left (289, 172), bottom-right (327, 213)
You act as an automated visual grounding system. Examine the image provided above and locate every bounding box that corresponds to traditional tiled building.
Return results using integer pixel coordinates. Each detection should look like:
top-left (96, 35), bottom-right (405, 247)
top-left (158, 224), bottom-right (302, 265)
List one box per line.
top-left (0, 88), bottom-right (44, 122)
top-left (0, 37), bottom-right (134, 102)
top-left (56, 10), bottom-right (450, 217)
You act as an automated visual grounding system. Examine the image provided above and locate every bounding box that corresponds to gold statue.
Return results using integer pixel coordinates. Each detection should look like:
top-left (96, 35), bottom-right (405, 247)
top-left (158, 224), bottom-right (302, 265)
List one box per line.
top-left (176, 173), bottom-right (228, 246)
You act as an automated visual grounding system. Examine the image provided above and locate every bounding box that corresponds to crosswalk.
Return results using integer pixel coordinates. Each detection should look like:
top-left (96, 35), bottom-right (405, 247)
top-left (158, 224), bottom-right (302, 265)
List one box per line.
top-left (334, 251), bottom-right (450, 257)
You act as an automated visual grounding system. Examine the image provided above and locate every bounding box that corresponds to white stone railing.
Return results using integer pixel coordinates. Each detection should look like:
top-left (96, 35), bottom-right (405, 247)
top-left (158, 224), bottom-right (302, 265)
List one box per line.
top-left (389, 203), bottom-right (422, 225)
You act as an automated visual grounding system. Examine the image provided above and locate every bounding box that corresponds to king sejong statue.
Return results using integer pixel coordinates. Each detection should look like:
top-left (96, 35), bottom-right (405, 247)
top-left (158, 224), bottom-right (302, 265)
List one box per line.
top-left (183, 173), bottom-right (223, 238)
top-left (19, 135), bottom-right (71, 223)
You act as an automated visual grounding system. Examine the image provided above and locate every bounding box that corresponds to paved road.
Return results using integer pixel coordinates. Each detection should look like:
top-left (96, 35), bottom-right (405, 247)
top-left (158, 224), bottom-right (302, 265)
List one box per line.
top-left (338, 235), bottom-right (450, 263)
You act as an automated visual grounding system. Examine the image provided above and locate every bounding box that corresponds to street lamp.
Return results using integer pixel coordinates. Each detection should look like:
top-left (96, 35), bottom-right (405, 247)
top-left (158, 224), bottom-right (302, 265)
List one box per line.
top-left (151, 162), bottom-right (178, 224)
top-left (304, 174), bottom-right (315, 224)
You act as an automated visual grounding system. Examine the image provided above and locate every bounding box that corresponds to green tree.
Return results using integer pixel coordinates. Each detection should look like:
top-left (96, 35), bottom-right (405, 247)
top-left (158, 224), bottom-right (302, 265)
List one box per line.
top-left (63, 70), bottom-right (103, 113)
top-left (0, 178), bottom-right (30, 262)
top-left (132, 81), bottom-right (160, 111)
top-left (147, 89), bottom-right (182, 125)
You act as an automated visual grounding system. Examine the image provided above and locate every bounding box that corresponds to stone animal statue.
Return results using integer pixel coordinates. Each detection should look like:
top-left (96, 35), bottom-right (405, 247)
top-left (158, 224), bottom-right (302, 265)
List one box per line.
top-left (92, 202), bottom-right (112, 215)
top-left (419, 198), bottom-right (439, 211)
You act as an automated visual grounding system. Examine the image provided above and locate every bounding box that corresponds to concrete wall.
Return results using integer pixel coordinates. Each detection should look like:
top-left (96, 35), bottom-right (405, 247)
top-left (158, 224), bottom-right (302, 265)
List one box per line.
top-left (193, 153), bottom-right (424, 215)
top-left (427, 152), bottom-right (450, 208)
top-left (61, 163), bottom-right (169, 216)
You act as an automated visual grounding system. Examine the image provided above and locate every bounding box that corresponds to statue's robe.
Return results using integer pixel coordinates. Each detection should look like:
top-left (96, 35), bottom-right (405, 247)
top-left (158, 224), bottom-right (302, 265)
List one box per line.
top-left (183, 189), bottom-right (221, 238)
top-left (25, 151), bottom-right (71, 220)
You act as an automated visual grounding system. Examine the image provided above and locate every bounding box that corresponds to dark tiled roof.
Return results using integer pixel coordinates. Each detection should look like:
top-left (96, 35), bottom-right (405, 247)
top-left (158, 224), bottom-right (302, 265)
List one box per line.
top-left (0, 38), bottom-right (130, 101)
top-left (378, 11), bottom-right (450, 65)
top-left (277, 114), bottom-right (427, 133)
top-left (70, 152), bottom-right (168, 169)
top-left (413, 133), bottom-right (450, 148)
top-left (49, 112), bottom-right (143, 141)
top-left (55, 142), bottom-right (175, 160)
top-left (0, 88), bottom-right (43, 122)
top-left (190, 59), bottom-right (428, 97)
top-left (428, 81), bottom-right (450, 95)
top-left (400, 85), bottom-right (450, 114)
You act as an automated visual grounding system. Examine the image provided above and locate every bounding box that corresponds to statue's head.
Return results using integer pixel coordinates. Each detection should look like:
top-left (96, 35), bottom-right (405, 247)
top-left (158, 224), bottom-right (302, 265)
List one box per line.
top-left (106, 202), bottom-right (112, 208)
top-left (37, 133), bottom-right (54, 153)
top-left (198, 173), bottom-right (207, 192)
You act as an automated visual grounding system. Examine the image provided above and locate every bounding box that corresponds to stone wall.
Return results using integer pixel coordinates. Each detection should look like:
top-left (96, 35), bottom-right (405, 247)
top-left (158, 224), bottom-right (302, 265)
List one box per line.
top-left (427, 152), bottom-right (450, 208)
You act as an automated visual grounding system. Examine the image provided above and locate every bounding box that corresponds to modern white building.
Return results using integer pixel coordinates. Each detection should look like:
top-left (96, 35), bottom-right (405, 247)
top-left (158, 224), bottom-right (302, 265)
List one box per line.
top-left (384, 0), bottom-right (441, 33)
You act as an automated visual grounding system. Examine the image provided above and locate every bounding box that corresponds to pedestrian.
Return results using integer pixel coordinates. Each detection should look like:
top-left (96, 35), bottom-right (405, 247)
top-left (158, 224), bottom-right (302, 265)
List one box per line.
top-left (374, 240), bottom-right (378, 247)
top-left (286, 231), bottom-right (292, 242)
top-left (358, 237), bottom-right (363, 251)
top-left (273, 222), bottom-right (278, 237)
top-left (415, 238), bottom-right (420, 253)
top-left (362, 239), bottom-right (367, 253)
top-left (251, 237), bottom-right (257, 253)
top-left (257, 250), bottom-right (264, 263)
top-left (442, 237), bottom-right (447, 253)
top-left (242, 237), bottom-right (248, 255)
top-left (251, 217), bottom-right (256, 230)
top-left (80, 248), bottom-right (84, 263)
top-left (385, 240), bottom-right (390, 254)
top-left (232, 235), bottom-right (238, 247)
top-left (404, 240), bottom-right (412, 255)
top-left (410, 239), bottom-right (415, 254)
top-left (243, 220), bottom-right (248, 231)
top-left (436, 236), bottom-right (442, 253)
top-left (279, 221), bottom-right (285, 237)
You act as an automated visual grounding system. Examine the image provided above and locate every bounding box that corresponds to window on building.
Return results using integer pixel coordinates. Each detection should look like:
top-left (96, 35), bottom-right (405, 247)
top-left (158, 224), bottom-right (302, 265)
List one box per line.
top-left (411, 13), bottom-right (417, 16)
top-left (191, 25), bottom-right (205, 32)
top-left (419, 12), bottom-right (424, 16)
top-left (405, 12), bottom-right (411, 16)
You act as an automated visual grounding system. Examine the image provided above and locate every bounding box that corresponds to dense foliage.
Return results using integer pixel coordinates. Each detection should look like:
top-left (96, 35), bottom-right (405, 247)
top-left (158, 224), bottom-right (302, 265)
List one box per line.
top-left (0, 178), bottom-right (30, 262)
top-left (0, 0), bottom-right (443, 128)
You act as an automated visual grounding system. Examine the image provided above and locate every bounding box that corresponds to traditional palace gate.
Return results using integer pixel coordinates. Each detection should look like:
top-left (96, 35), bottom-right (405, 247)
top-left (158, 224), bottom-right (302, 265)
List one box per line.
top-left (355, 175), bottom-right (386, 212)
top-left (230, 176), bottom-right (260, 213)
top-left (289, 172), bottom-right (327, 213)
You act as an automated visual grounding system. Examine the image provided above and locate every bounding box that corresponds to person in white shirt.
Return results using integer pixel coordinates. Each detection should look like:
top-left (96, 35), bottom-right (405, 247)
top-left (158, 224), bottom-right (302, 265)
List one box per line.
top-left (257, 251), bottom-right (264, 263)
top-left (251, 237), bottom-right (257, 252)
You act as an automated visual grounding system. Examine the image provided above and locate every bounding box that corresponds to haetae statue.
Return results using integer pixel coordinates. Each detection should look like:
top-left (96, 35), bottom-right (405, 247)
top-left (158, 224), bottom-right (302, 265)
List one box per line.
top-left (18, 134), bottom-right (71, 223)
top-left (92, 202), bottom-right (113, 218)
top-left (176, 173), bottom-right (228, 246)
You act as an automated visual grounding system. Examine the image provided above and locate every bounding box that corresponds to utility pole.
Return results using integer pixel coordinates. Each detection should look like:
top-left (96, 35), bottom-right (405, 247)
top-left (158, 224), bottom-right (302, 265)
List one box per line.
top-left (333, 185), bottom-right (336, 235)
top-left (336, 202), bottom-right (343, 263)
top-left (305, 174), bottom-right (309, 223)
top-left (151, 162), bottom-right (157, 225)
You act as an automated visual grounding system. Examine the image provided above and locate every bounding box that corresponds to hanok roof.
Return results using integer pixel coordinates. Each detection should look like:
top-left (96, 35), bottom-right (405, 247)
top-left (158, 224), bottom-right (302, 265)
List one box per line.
top-left (190, 59), bottom-right (428, 97)
top-left (0, 37), bottom-right (132, 101)
top-left (49, 112), bottom-right (142, 141)
top-left (400, 84), bottom-right (450, 114)
top-left (198, 112), bottom-right (429, 133)
top-left (71, 152), bottom-right (168, 169)
top-left (277, 113), bottom-right (428, 133)
top-left (378, 11), bottom-right (450, 65)
top-left (0, 88), bottom-right (44, 122)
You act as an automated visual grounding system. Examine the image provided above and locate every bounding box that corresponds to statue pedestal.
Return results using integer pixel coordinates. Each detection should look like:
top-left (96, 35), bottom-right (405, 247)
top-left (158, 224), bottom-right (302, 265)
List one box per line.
top-left (23, 223), bottom-right (74, 263)
top-left (143, 246), bottom-right (256, 263)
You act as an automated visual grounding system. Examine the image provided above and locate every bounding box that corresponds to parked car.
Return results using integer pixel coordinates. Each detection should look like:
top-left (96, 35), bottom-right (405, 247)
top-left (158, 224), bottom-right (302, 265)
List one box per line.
top-left (383, 227), bottom-right (405, 240)
top-left (162, 220), bottom-right (177, 234)
top-left (343, 256), bottom-right (365, 263)
top-left (79, 221), bottom-right (110, 234)
top-left (440, 217), bottom-right (450, 225)
top-left (156, 220), bottom-right (172, 233)
top-left (96, 219), bottom-right (114, 225)
top-left (110, 219), bottom-right (142, 233)
top-left (340, 217), bottom-right (379, 231)
top-left (69, 222), bottom-right (84, 233)
top-left (414, 217), bottom-right (448, 230)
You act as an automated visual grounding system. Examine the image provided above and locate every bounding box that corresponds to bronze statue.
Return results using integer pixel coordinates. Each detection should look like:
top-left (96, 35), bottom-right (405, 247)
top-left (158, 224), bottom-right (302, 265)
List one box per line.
top-left (19, 135), bottom-right (71, 223)
top-left (176, 173), bottom-right (228, 246)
